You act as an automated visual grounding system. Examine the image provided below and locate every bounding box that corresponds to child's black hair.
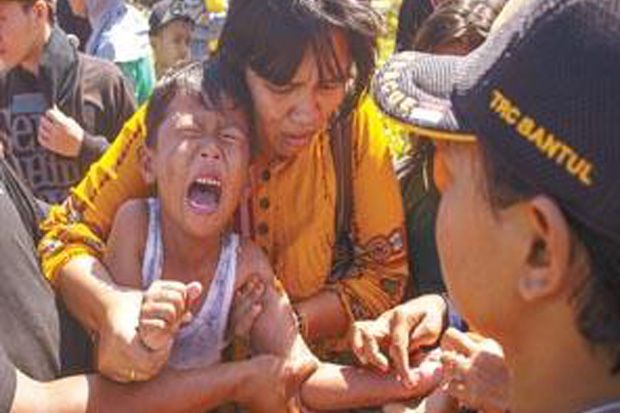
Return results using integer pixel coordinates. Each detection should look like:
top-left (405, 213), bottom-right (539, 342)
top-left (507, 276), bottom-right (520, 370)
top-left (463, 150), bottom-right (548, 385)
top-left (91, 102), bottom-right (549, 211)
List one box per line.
top-left (145, 59), bottom-right (251, 148)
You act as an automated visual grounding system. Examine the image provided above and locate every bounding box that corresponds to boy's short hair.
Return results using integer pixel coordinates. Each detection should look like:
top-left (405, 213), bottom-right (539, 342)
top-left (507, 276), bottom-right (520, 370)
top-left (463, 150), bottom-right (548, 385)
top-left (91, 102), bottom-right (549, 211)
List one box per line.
top-left (145, 59), bottom-right (251, 148)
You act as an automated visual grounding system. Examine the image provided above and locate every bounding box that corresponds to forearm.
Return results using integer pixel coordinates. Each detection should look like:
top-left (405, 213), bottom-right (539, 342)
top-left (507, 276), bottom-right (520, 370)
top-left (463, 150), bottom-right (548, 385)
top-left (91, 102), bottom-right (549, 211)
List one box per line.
top-left (300, 362), bottom-right (412, 411)
top-left (55, 255), bottom-right (127, 333)
top-left (295, 289), bottom-right (350, 342)
top-left (12, 362), bottom-right (251, 413)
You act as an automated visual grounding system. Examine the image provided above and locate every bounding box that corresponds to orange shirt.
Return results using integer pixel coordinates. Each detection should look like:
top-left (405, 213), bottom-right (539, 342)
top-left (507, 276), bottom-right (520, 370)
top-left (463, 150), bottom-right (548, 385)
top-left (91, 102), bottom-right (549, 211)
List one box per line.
top-left (39, 98), bottom-right (408, 336)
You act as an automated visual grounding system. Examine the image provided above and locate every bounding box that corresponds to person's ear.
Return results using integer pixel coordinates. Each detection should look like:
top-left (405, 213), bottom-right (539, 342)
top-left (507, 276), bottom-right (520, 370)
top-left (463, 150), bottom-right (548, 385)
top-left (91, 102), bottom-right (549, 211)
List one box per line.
top-left (150, 34), bottom-right (161, 54)
top-left (139, 144), bottom-right (156, 185)
top-left (30, 0), bottom-right (48, 21)
top-left (518, 195), bottom-right (573, 302)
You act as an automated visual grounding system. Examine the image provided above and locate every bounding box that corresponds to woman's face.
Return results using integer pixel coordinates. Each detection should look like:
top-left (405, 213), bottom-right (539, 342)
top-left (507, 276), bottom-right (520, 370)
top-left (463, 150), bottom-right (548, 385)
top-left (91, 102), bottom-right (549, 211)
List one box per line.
top-left (244, 30), bottom-right (352, 159)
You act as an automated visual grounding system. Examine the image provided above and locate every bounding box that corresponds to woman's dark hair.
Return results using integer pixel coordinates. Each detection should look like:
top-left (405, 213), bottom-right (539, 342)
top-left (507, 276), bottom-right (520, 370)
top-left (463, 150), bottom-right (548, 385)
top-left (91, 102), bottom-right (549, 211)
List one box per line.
top-left (145, 59), bottom-right (251, 148)
top-left (479, 143), bottom-right (620, 375)
top-left (412, 0), bottom-right (506, 53)
top-left (216, 0), bottom-right (382, 119)
top-left (395, 0), bottom-right (435, 52)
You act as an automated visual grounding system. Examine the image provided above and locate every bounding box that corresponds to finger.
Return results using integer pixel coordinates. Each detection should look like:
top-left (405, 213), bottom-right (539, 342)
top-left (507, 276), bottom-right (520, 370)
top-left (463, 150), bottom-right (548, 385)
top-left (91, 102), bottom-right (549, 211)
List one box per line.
top-left (247, 278), bottom-right (265, 302)
top-left (233, 283), bottom-right (260, 314)
top-left (441, 328), bottom-right (476, 357)
top-left (155, 279), bottom-right (194, 296)
top-left (351, 325), bottom-right (367, 364)
top-left (185, 281), bottom-right (203, 306)
top-left (38, 130), bottom-right (50, 147)
top-left (235, 303), bottom-right (262, 336)
top-left (389, 310), bottom-right (416, 387)
top-left (404, 356), bottom-right (444, 396)
top-left (138, 317), bottom-right (169, 332)
top-left (440, 351), bottom-right (470, 384)
top-left (408, 311), bottom-right (443, 351)
top-left (143, 288), bottom-right (187, 321)
top-left (140, 301), bottom-right (179, 326)
top-left (237, 275), bottom-right (262, 300)
top-left (38, 120), bottom-right (54, 142)
top-left (362, 331), bottom-right (389, 372)
top-left (45, 107), bottom-right (64, 124)
top-left (138, 319), bottom-right (174, 351)
top-left (39, 115), bottom-right (56, 132)
top-left (285, 358), bottom-right (318, 398)
top-left (445, 378), bottom-right (482, 411)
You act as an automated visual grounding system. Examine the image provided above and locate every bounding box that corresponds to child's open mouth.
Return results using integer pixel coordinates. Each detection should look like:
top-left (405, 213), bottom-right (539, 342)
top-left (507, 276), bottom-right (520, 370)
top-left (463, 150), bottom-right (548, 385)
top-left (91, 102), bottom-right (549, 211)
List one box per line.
top-left (186, 176), bottom-right (222, 214)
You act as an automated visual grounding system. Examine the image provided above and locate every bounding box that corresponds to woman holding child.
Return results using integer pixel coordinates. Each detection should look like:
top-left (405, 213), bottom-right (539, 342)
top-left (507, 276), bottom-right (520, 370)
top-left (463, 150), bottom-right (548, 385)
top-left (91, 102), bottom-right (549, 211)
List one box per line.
top-left (38, 0), bottom-right (447, 397)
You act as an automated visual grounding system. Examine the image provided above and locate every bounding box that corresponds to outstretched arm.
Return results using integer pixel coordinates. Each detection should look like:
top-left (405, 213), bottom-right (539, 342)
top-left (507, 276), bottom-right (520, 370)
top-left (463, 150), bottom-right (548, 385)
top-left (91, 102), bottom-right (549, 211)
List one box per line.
top-left (10, 355), bottom-right (313, 413)
top-left (236, 241), bottom-right (443, 411)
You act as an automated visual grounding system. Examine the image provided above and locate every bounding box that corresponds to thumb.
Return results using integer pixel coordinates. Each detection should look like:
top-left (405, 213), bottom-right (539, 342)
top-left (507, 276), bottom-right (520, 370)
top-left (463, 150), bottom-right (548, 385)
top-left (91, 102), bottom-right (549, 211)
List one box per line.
top-left (286, 357), bottom-right (318, 397)
top-left (179, 282), bottom-right (203, 324)
top-left (185, 281), bottom-right (203, 306)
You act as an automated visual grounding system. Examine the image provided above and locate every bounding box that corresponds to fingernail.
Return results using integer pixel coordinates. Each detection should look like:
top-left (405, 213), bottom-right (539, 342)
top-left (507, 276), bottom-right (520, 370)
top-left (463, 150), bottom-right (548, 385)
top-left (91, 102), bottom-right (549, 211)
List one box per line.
top-left (405, 371), bottom-right (420, 389)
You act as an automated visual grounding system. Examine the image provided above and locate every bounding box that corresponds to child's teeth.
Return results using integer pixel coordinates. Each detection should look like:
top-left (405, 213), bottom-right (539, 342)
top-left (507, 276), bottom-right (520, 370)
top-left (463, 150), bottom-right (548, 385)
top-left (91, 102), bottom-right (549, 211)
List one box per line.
top-left (196, 177), bottom-right (221, 187)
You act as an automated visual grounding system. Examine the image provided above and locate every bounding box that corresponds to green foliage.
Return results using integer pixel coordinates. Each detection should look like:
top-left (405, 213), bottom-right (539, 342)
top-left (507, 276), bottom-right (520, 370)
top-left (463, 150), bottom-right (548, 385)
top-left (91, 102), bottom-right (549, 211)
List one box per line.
top-left (373, 0), bottom-right (410, 159)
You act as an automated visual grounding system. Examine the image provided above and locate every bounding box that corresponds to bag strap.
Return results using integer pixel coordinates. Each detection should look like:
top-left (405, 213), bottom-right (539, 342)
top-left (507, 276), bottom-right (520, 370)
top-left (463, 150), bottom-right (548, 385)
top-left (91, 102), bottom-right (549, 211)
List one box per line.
top-left (329, 116), bottom-right (354, 281)
top-left (330, 115), bottom-right (353, 241)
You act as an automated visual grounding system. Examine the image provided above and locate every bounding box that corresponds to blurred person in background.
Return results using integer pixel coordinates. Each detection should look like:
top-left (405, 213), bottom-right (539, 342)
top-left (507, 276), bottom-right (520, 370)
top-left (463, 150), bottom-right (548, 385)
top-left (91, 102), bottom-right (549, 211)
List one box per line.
top-left (0, 0), bottom-right (135, 204)
top-left (67, 0), bottom-right (156, 104)
top-left (148, 0), bottom-right (194, 78)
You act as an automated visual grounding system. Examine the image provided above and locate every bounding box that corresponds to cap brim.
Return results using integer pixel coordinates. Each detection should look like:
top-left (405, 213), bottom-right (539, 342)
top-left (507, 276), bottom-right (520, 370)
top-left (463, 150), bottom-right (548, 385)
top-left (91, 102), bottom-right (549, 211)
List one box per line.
top-left (372, 51), bottom-right (476, 143)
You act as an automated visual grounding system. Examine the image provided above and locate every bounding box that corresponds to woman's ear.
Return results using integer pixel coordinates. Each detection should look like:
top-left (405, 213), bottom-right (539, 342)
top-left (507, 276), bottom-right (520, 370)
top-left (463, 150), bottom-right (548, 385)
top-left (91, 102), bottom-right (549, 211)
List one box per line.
top-left (139, 144), bottom-right (156, 185)
top-left (518, 195), bottom-right (573, 302)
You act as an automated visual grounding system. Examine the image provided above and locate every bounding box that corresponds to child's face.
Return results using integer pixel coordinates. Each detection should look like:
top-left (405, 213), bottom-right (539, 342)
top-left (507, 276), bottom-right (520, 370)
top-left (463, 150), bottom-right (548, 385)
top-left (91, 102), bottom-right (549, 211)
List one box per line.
top-left (151, 20), bottom-right (193, 73)
top-left (144, 92), bottom-right (250, 238)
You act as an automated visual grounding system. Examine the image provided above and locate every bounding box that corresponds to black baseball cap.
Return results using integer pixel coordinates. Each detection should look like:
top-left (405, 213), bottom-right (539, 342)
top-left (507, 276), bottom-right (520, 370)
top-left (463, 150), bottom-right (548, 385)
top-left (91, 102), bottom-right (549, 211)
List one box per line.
top-left (149, 0), bottom-right (194, 36)
top-left (372, 0), bottom-right (620, 244)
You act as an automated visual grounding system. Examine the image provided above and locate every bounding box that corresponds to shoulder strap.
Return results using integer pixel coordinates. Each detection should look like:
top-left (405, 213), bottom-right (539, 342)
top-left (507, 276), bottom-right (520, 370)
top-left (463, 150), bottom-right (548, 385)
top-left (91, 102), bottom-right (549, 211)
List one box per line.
top-left (142, 198), bottom-right (163, 289)
top-left (329, 116), bottom-right (354, 281)
top-left (330, 116), bottom-right (353, 238)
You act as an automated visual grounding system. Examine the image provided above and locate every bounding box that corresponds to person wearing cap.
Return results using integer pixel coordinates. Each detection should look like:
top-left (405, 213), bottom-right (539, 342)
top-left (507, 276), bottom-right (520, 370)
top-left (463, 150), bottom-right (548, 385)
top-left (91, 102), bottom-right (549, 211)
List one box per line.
top-left (149, 0), bottom-right (194, 79)
top-left (67, 0), bottom-right (156, 105)
top-left (0, 0), bottom-right (136, 204)
top-left (368, 0), bottom-right (620, 411)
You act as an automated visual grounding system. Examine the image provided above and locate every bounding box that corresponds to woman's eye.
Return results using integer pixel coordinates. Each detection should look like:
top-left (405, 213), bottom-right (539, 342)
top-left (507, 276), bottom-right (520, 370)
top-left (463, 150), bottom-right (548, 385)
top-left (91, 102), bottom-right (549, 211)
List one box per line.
top-left (266, 83), bottom-right (294, 95)
top-left (320, 81), bottom-right (343, 91)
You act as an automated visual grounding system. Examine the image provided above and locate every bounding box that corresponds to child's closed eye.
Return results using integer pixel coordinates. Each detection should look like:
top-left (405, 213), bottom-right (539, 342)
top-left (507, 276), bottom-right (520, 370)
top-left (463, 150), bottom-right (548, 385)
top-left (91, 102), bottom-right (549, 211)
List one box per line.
top-left (219, 127), bottom-right (246, 142)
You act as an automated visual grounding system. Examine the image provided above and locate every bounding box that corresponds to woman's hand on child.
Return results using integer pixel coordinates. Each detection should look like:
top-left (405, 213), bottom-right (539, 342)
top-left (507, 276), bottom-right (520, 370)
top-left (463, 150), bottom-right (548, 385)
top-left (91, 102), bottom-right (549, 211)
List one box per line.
top-left (138, 280), bottom-right (203, 351)
top-left (350, 294), bottom-right (447, 388)
top-left (228, 274), bottom-right (265, 342)
top-left (236, 354), bottom-right (318, 413)
top-left (95, 288), bottom-right (171, 382)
